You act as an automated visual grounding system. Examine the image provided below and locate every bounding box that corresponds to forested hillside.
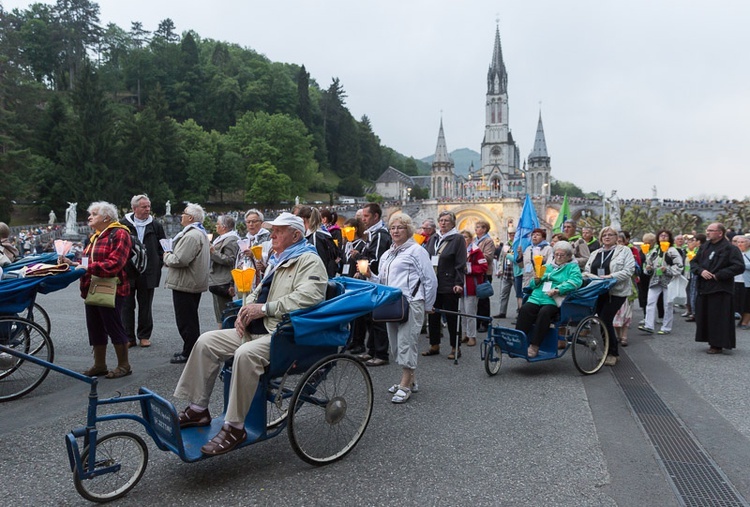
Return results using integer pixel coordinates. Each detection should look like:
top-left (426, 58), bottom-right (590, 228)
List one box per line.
top-left (0, 0), bottom-right (422, 222)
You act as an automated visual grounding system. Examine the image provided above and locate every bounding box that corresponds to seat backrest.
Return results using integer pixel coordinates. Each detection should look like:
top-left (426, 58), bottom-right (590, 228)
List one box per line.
top-left (326, 279), bottom-right (344, 301)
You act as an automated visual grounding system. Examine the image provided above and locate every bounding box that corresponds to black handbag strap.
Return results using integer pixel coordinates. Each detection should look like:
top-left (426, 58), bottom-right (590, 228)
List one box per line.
top-left (411, 280), bottom-right (421, 297)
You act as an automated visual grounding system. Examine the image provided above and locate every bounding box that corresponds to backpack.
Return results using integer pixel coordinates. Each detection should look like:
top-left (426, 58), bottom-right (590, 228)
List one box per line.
top-left (312, 231), bottom-right (339, 278)
top-left (129, 234), bottom-right (148, 275)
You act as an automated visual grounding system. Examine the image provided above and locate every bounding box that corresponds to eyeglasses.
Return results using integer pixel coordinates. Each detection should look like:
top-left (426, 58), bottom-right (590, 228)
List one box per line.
top-left (389, 226), bottom-right (407, 231)
top-left (706, 229), bottom-right (719, 232)
top-left (601, 233), bottom-right (617, 237)
top-left (553, 252), bottom-right (571, 257)
top-left (246, 219), bottom-right (261, 224)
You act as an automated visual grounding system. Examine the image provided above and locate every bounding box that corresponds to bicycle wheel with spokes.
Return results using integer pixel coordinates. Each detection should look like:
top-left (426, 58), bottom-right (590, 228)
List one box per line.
top-left (266, 371), bottom-right (302, 429)
top-left (571, 315), bottom-right (609, 375)
top-left (74, 431), bottom-right (148, 503)
top-left (28, 302), bottom-right (52, 336)
top-left (288, 354), bottom-right (373, 465)
top-left (0, 316), bottom-right (54, 401)
top-left (484, 343), bottom-right (502, 376)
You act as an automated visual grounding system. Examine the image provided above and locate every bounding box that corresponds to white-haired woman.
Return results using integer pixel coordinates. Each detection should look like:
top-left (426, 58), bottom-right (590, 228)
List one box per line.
top-left (60, 201), bottom-right (133, 378)
top-left (516, 241), bottom-right (582, 358)
top-left (583, 226), bottom-right (636, 365)
top-left (209, 214), bottom-right (240, 325)
top-left (165, 202), bottom-right (210, 364)
top-left (364, 212), bottom-right (437, 403)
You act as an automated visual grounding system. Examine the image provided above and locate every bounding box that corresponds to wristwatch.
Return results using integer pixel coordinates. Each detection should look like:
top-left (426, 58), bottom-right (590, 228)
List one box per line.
top-left (261, 304), bottom-right (267, 316)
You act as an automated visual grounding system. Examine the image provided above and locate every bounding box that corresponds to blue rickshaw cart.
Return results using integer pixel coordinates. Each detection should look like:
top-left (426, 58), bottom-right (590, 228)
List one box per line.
top-left (481, 278), bottom-right (617, 376)
top-left (0, 276), bottom-right (400, 502)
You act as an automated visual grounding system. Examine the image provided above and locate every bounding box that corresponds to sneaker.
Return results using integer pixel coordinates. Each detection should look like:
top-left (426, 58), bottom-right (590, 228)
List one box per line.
top-left (170, 352), bottom-right (189, 364)
top-left (356, 353), bottom-right (372, 361)
top-left (365, 357), bottom-right (388, 367)
top-left (604, 355), bottom-right (619, 366)
top-left (346, 346), bottom-right (365, 355)
top-left (638, 325), bottom-right (654, 334)
top-left (657, 330), bottom-right (671, 335)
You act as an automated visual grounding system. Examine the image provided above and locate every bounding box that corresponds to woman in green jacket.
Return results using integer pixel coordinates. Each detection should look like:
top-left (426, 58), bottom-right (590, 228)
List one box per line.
top-left (515, 241), bottom-right (583, 358)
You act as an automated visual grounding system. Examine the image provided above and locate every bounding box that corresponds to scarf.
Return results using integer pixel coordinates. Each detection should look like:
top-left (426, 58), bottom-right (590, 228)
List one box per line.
top-left (87, 222), bottom-right (130, 259)
top-left (262, 238), bottom-right (318, 282)
top-left (126, 212), bottom-right (153, 242)
top-left (172, 222), bottom-right (208, 245)
top-left (434, 228), bottom-right (459, 254)
top-left (247, 227), bottom-right (269, 243)
top-left (364, 220), bottom-right (386, 241)
top-left (473, 233), bottom-right (491, 247)
top-left (212, 230), bottom-right (240, 246)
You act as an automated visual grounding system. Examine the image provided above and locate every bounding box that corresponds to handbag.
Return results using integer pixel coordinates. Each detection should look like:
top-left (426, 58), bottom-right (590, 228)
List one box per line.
top-left (372, 281), bottom-right (421, 323)
top-left (476, 280), bottom-right (494, 299)
top-left (85, 276), bottom-right (119, 308)
top-left (209, 283), bottom-right (233, 298)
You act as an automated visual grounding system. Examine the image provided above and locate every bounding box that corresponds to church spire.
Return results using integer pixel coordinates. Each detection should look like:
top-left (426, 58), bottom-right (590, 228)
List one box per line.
top-left (434, 117), bottom-right (451, 163)
top-left (529, 110), bottom-right (549, 160)
top-left (487, 23), bottom-right (507, 95)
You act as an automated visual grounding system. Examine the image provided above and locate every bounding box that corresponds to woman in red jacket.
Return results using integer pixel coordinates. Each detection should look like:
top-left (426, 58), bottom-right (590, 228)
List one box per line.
top-left (461, 230), bottom-right (489, 347)
top-left (62, 201), bottom-right (133, 378)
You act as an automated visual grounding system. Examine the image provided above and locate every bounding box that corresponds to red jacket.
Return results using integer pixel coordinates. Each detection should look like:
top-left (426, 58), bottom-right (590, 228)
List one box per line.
top-left (464, 244), bottom-right (489, 296)
top-left (80, 224), bottom-right (132, 298)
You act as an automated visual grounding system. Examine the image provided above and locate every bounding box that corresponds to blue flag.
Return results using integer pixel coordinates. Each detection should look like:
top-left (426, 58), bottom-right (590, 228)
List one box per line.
top-left (516, 194), bottom-right (540, 256)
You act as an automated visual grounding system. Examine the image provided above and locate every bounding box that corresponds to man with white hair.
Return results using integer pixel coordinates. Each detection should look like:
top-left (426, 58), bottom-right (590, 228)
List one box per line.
top-left (165, 203), bottom-right (210, 363)
top-left (121, 194), bottom-right (166, 348)
top-left (174, 212), bottom-right (328, 455)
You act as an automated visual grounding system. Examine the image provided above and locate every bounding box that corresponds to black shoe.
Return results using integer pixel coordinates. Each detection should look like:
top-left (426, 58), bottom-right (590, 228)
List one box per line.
top-left (170, 352), bottom-right (189, 364)
top-left (477, 325), bottom-right (488, 333)
top-left (346, 346), bottom-right (365, 355)
top-left (493, 313), bottom-right (506, 319)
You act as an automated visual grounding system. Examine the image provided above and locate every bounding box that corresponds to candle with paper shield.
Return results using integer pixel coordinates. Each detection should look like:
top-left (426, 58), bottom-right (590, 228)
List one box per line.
top-left (641, 243), bottom-right (651, 254)
top-left (413, 233), bottom-right (425, 245)
top-left (54, 239), bottom-right (73, 257)
top-left (231, 267), bottom-right (256, 304)
top-left (342, 226), bottom-right (355, 242)
top-left (357, 260), bottom-right (369, 276)
top-left (533, 254), bottom-right (544, 277)
top-left (686, 250), bottom-right (696, 261)
top-left (251, 245), bottom-right (263, 260)
top-left (659, 241), bottom-right (669, 253)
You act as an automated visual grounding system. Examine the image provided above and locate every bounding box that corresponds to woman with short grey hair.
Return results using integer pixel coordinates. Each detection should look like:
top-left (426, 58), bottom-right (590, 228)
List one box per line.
top-left (515, 240), bottom-right (582, 358)
top-left (88, 201), bottom-right (119, 223)
top-left (209, 215), bottom-right (240, 324)
top-left (364, 212), bottom-right (437, 403)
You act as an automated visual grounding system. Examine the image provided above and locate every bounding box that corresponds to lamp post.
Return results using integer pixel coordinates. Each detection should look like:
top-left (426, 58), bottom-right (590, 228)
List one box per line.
top-left (406, 187), bottom-right (412, 202)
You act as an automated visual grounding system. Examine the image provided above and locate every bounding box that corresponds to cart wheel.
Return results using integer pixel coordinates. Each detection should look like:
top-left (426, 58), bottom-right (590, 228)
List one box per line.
top-left (74, 431), bottom-right (148, 503)
top-left (288, 354), bottom-right (373, 466)
top-left (571, 315), bottom-right (609, 375)
top-left (266, 372), bottom-right (302, 429)
top-left (29, 303), bottom-right (52, 337)
top-left (484, 343), bottom-right (502, 376)
top-left (0, 316), bottom-right (53, 402)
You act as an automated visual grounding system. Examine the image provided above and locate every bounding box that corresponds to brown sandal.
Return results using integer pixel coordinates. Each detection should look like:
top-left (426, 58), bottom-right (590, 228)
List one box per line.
top-left (421, 346), bottom-right (440, 356)
top-left (82, 366), bottom-right (108, 377)
top-left (105, 366), bottom-right (132, 379)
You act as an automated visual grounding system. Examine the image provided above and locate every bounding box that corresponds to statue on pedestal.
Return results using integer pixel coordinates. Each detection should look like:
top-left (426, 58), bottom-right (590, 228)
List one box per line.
top-left (606, 190), bottom-right (621, 231)
top-left (49, 210), bottom-right (57, 225)
top-left (65, 202), bottom-right (78, 235)
top-left (165, 200), bottom-right (171, 216)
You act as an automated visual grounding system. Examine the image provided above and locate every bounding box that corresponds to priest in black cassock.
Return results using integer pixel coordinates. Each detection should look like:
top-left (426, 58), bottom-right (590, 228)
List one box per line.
top-left (691, 223), bottom-right (744, 354)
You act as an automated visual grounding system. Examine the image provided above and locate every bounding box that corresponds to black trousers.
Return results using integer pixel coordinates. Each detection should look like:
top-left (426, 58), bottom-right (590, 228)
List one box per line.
top-left (516, 303), bottom-right (559, 347)
top-left (122, 286), bottom-right (155, 342)
top-left (172, 290), bottom-right (202, 356)
top-left (477, 275), bottom-right (491, 327)
top-left (428, 293), bottom-right (460, 348)
top-left (596, 293), bottom-right (626, 357)
top-left (366, 316), bottom-right (389, 360)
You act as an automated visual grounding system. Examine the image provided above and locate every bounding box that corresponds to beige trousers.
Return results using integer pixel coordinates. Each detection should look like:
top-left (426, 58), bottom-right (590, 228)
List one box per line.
top-left (174, 329), bottom-right (271, 424)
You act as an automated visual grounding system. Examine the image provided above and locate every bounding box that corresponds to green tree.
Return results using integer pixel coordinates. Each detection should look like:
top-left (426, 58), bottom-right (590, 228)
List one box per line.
top-left (246, 162), bottom-right (292, 206)
top-left (550, 179), bottom-right (586, 198)
top-left (717, 200), bottom-right (750, 233)
top-left (296, 64), bottom-right (312, 129)
top-left (228, 111), bottom-right (318, 196)
top-left (54, 0), bottom-right (102, 90)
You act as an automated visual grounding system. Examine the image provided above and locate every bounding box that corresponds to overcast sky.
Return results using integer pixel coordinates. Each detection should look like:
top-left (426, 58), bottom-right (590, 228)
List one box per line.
top-left (5, 0), bottom-right (749, 200)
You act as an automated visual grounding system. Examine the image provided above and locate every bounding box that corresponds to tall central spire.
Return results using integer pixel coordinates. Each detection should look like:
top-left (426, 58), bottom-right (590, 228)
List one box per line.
top-left (487, 24), bottom-right (507, 95)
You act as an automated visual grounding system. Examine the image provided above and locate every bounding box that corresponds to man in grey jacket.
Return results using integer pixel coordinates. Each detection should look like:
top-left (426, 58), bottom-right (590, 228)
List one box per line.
top-left (174, 212), bottom-right (328, 455)
top-left (165, 203), bottom-right (210, 363)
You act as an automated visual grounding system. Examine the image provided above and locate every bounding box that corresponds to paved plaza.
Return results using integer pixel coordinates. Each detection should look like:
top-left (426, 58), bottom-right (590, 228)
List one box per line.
top-left (2, 274), bottom-right (750, 506)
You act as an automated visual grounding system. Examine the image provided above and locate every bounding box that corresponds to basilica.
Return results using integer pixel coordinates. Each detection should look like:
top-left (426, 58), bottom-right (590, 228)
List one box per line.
top-left (375, 24), bottom-right (552, 202)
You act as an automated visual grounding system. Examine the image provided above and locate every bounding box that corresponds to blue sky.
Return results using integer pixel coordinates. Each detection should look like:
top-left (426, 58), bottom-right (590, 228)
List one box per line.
top-left (4, 0), bottom-right (749, 200)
